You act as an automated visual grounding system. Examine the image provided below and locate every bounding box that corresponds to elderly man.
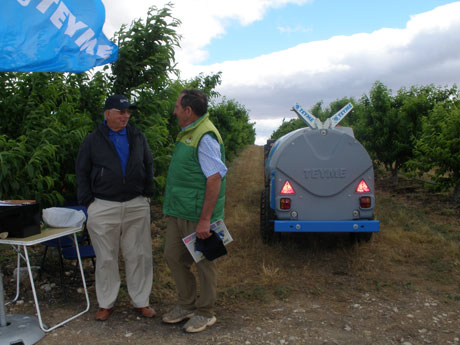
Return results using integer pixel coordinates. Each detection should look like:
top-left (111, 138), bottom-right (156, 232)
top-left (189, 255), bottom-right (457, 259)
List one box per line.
top-left (162, 89), bottom-right (227, 333)
top-left (76, 94), bottom-right (155, 321)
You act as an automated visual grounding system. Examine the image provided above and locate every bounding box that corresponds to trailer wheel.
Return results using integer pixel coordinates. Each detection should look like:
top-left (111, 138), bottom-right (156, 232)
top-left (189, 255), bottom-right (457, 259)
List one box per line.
top-left (351, 232), bottom-right (373, 243)
top-left (260, 188), bottom-right (279, 243)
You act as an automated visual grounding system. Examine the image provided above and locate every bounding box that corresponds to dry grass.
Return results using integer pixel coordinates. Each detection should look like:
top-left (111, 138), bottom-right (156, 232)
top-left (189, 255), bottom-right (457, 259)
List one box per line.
top-left (1, 144), bottom-right (458, 311)
top-left (148, 145), bottom-right (460, 305)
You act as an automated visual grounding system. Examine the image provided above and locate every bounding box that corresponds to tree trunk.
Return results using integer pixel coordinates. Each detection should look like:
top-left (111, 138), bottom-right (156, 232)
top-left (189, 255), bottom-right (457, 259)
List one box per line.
top-left (452, 183), bottom-right (460, 204)
top-left (391, 167), bottom-right (399, 185)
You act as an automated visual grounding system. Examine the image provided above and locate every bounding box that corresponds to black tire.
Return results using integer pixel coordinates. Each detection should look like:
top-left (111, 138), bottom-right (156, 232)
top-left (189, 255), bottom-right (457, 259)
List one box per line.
top-left (260, 187), bottom-right (279, 244)
top-left (263, 139), bottom-right (276, 162)
top-left (351, 232), bottom-right (373, 243)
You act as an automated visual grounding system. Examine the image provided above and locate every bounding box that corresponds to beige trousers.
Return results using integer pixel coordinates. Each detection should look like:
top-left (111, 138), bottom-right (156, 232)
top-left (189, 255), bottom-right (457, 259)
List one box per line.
top-left (164, 217), bottom-right (217, 318)
top-left (87, 196), bottom-right (153, 309)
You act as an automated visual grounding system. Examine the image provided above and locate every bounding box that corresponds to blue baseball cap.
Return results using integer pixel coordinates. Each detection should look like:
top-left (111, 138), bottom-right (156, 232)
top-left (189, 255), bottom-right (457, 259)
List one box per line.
top-left (104, 95), bottom-right (137, 111)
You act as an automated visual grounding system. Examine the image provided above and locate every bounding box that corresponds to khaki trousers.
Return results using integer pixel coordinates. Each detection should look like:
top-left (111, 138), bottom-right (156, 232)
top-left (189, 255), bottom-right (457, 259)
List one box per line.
top-left (164, 217), bottom-right (217, 318)
top-left (87, 196), bottom-right (153, 309)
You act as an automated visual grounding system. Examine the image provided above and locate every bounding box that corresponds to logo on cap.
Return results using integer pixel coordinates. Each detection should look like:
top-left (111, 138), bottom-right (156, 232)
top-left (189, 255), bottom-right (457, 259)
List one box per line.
top-left (105, 95), bottom-right (136, 110)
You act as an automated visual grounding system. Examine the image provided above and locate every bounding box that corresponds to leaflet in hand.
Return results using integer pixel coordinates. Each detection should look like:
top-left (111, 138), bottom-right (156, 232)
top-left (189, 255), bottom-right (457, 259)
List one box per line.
top-left (182, 219), bottom-right (233, 263)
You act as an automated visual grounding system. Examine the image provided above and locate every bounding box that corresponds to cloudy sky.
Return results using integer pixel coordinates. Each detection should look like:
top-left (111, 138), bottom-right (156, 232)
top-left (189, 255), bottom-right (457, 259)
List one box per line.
top-left (101, 0), bottom-right (460, 144)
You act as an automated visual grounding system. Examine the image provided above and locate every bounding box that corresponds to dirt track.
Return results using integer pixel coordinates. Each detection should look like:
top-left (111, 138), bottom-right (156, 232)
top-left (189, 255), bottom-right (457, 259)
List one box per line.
top-left (2, 145), bottom-right (459, 345)
top-left (5, 288), bottom-right (459, 345)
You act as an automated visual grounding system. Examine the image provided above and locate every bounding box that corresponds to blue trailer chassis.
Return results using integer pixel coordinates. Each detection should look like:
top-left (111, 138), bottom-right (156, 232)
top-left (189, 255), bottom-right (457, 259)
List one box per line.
top-left (274, 220), bottom-right (380, 233)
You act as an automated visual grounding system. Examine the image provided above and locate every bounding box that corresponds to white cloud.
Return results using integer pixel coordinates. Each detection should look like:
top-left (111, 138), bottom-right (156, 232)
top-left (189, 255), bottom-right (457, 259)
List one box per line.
top-left (102, 0), bottom-right (312, 65)
top-left (277, 25), bottom-right (312, 34)
top-left (101, 1), bottom-right (460, 141)
top-left (254, 117), bottom-right (296, 145)
top-left (183, 2), bottom-right (460, 122)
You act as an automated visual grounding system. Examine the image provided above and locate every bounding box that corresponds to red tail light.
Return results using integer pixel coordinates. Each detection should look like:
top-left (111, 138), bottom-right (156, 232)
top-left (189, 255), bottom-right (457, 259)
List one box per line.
top-left (280, 181), bottom-right (295, 194)
top-left (355, 179), bottom-right (370, 193)
top-left (360, 196), bottom-right (372, 208)
top-left (280, 198), bottom-right (291, 209)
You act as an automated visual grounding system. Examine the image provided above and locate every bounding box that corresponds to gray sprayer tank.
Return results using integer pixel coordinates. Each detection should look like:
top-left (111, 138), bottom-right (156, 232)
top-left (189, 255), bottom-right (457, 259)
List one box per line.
top-left (261, 102), bottom-right (379, 243)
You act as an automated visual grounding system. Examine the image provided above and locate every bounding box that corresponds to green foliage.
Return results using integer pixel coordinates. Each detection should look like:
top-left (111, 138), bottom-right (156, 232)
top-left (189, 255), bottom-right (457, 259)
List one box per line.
top-left (330, 97), bottom-right (357, 127)
top-left (166, 73), bottom-right (255, 162)
top-left (353, 81), bottom-right (404, 182)
top-left (107, 5), bottom-right (183, 198)
top-left (0, 73), bottom-right (94, 206)
top-left (209, 98), bottom-right (256, 160)
top-left (271, 118), bottom-right (305, 140)
top-left (353, 82), bottom-right (459, 184)
top-left (270, 97), bottom-right (356, 141)
top-left (73, 71), bottom-right (111, 125)
top-left (131, 89), bottom-right (175, 199)
top-left (269, 81), bottom-right (460, 204)
top-left (165, 73), bottom-right (223, 142)
top-left (0, 5), bottom-right (256, 208)
top-left (110, 4), bottom-right (181, 96)
top-left (409, 102), bottom-right (460, 202)
top-left (187, 72), bottom-right (222, 100)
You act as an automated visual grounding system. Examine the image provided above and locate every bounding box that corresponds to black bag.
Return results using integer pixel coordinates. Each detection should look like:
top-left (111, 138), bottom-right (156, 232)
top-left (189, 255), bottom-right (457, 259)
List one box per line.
top-left (195, 230), bottom-right (227, 261)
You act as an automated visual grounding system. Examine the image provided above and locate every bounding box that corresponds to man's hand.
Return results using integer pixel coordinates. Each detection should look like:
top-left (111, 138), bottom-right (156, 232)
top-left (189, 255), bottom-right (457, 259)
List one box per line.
top-left (196, 219), bottom-right (211, 239)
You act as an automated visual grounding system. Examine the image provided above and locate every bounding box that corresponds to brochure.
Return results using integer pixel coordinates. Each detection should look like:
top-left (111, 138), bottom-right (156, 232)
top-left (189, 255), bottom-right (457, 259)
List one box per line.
top-left (182, 219), bottom-right (233, 263)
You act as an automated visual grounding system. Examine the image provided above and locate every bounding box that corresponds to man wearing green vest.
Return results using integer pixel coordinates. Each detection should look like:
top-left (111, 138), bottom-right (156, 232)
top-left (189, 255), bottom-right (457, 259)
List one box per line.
top-left (162, 89), bottom-right (227, 333)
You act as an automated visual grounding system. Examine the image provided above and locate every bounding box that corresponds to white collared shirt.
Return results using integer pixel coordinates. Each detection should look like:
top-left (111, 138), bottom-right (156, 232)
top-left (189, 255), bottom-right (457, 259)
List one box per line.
top-left (198, 134), bottom-right (227, 178)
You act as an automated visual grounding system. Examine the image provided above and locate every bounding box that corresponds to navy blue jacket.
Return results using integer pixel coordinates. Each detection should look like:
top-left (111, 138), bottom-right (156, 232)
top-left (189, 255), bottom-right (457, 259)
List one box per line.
top-left (76, 123), bottom-right (154, 207)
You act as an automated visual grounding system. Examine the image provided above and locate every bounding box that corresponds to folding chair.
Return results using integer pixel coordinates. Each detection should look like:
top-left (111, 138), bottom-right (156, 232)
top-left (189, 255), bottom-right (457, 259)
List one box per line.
top-left (39, 206), bottom-right (96, 292)
top-left (61, 238), bottom-right (96, 280)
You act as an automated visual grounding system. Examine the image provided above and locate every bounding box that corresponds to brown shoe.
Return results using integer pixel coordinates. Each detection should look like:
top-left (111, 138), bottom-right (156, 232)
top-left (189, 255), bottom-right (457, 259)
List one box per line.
top-left (134, 306), bottom-right (156, 318)
top-left (95, 307), bottom-right (113, 321)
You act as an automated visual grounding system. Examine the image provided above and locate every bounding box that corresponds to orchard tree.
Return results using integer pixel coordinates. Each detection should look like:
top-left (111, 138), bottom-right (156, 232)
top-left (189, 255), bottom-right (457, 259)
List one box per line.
top-left (331, 97), bottom-right (357, 127)
top-left (111, 4), bottom-right (180, 96)
top-left (354, 82), bottom-right (460, 185)
top-left (108, 5), bottom-right (182, 195)
top-left (187, 72), bottom-right (222, 100)
top-left (0, 4), bottom-right (294, 205)
top-left (410, 101), bottom-right (460, 202)
top-left (0, 5), bottom-right (184, 205)
top-left (270, 98), bottom-right (356, 140)
top-left (270, 101), bottom-right (325, 140)
top-left (0, 73), bottom-right (94, 206)
top-left (163, 72), bottom-right (224, 142)
top-left (354, 81), bottom-right (408, 183)
top-left (271, 118), bottom-right (304, 140)
top-left (209, 98), bottom-right (256, 160)
top-left (73, 71), bottom-right (111, 125)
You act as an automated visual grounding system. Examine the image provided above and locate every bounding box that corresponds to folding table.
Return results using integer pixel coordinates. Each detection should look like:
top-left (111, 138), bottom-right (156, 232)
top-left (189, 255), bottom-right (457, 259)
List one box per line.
top-left (0, 226), bottom-right (90, 333)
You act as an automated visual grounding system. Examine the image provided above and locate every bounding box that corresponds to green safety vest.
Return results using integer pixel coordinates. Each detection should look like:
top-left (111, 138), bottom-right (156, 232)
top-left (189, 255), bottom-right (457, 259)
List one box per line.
top-left (163, 114), bottom-right (226, 222)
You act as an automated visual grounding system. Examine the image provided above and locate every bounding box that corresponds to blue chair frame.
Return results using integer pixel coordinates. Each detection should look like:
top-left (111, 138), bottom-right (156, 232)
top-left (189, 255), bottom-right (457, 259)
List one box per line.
top-left (39, 206), bottom-right (95, 293)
